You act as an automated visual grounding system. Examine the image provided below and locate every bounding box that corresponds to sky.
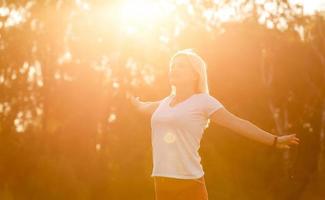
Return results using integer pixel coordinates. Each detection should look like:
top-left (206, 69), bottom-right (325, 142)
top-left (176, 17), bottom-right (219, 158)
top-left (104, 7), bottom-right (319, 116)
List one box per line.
top-left (293, 0), bottom-right (325, 14)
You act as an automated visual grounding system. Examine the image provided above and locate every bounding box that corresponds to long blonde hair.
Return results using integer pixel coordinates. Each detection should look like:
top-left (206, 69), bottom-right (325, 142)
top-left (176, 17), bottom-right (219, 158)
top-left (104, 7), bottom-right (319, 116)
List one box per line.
top-left (168, 49), bottom-right (212, 129)
top-left (169, 48), bottom-right (210, 96)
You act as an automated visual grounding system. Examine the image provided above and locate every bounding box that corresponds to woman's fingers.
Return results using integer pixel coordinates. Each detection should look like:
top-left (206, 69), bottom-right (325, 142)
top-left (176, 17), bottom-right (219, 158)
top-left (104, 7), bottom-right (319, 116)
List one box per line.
top-left (130, 96), bottom-right (141, 107)
top-left (285, 134), bottom-right (300, 143)
top-left (288, 136), bottom-right (300, 145)
top-left (277, 134), bottom-right (300, 149)
top-left (290, 140), bottom-right (299, 145)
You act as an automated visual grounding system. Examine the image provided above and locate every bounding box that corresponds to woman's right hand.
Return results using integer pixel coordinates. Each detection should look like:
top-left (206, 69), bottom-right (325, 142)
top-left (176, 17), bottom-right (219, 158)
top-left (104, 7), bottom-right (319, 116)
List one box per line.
top-left (127, 93), bottom-right (161, 115)
top-left (130, 95), bottom-right (141, 109)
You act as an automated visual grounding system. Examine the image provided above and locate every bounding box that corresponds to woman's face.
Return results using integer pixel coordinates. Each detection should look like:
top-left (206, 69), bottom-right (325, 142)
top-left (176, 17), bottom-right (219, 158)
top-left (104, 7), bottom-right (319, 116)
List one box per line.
top-left (168, 55), bottom-right (198, 88)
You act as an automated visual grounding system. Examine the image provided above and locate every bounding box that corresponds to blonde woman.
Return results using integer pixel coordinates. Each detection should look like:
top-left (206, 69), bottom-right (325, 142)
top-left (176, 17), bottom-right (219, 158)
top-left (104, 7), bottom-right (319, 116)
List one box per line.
top-left (129, 49), bottom-right (300, 200)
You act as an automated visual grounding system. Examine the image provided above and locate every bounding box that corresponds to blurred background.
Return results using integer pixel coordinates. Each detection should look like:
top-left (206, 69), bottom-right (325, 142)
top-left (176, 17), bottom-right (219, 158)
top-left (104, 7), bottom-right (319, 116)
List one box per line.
top-left (0, 0), bottom-right (324, 199)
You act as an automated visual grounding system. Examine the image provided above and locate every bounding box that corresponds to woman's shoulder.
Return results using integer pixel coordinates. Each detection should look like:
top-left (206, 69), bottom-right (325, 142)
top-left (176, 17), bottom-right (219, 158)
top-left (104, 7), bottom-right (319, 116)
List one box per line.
top-left (195, 92), bottom-right (210, 99)
top-left (195, 93), bottom-right (222, 103)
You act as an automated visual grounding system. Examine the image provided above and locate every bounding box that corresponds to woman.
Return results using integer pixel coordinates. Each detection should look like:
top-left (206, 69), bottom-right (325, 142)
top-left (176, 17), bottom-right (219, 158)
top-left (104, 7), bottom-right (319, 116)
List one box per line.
top-left (129, 49), bottom-right (300, 200)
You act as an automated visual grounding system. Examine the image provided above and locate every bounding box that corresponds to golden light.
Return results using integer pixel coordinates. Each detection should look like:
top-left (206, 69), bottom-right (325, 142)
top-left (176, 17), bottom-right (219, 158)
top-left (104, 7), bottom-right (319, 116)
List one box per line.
top-left (216, 6), bottom-right (237, 22)
top-left (75, 0), bottom-right (90, 11)
top-left (96, 144), bottom-right (101, 151)
top-left (118, 0), bottom-right (164, 34)
top-left (0, 6), bottom-right (26, 28)
top-left (289, 0), bottom-right (324, 15)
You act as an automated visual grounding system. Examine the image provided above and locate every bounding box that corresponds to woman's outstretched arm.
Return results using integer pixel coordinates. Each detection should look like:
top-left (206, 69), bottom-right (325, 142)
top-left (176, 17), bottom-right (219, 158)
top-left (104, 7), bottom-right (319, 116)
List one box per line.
top-left (210, 107), bottom-right (300, 149)
top-left (129, 95), bottom-right (161, 116)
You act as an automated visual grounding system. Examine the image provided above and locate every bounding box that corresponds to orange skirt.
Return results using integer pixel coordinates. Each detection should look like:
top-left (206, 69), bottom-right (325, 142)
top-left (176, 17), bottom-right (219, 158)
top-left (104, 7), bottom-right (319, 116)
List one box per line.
top-left (153, 175), bottom-right (208, 200)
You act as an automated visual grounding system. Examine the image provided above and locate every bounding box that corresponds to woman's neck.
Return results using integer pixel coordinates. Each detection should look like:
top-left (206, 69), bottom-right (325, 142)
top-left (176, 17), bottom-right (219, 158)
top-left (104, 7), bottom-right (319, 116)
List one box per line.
top-left (174, 87), bottom-right (197, 100)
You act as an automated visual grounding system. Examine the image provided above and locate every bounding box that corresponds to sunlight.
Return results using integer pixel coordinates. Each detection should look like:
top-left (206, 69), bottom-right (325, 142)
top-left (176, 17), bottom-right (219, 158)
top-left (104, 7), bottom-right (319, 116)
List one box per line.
top-left (216, 6), bottom-right (237, 22)
top-left (119, 0), bottom-right (162, 34)
top-left (164, 132), bottom-right (177, 144)
top-left (0, 74), bottom-right (4, 84)
top-left (0, 102), bottom-right (10, 115)
top-left (0, 6), bottom-right (27, 28)
top-left (14, 111), bottom-right (32, 133)
top-left (96, 144), bottom-right (101, 151)
top-left (289, 0), bottom-right (325, 14)
top-left (75, 0), bottom-right (90, 11)
top-left (108, 113), bottom-right (117, 123)
top-left (58, 51), bottom-right (72, 65)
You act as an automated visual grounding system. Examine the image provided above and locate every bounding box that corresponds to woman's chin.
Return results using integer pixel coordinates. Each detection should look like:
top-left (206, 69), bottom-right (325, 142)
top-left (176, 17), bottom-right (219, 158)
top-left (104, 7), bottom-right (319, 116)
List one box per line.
top-left (169, 81), bottom-right (178, 86)
top-left (169, 80), bottom-right (186, 88)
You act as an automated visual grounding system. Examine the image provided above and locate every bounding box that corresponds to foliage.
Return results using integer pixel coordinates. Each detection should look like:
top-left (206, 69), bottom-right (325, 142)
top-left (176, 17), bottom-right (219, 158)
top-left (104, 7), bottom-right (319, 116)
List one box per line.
top-left (0, 0), bottom-right (324, 199)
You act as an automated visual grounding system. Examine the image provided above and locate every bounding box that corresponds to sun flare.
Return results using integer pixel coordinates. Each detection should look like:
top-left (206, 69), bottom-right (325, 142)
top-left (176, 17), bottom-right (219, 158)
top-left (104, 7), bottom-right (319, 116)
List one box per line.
top-left (118, 0), bottom-right (165, 34)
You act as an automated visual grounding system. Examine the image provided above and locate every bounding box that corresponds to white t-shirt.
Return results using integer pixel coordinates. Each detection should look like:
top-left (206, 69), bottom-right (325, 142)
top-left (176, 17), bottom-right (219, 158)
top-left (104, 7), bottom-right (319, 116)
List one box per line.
top-left (150, 92), bottom-right (224, 179)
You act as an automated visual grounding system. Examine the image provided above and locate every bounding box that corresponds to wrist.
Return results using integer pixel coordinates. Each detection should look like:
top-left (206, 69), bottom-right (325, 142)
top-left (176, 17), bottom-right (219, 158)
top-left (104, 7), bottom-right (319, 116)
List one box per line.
top-left (272, 136), bottom-right (278, 148)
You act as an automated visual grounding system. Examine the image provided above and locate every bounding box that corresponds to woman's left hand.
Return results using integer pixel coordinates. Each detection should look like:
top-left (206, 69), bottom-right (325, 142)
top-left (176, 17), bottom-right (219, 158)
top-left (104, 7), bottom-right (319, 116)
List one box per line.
top-left (276, 134), bottom-right (300, 149)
